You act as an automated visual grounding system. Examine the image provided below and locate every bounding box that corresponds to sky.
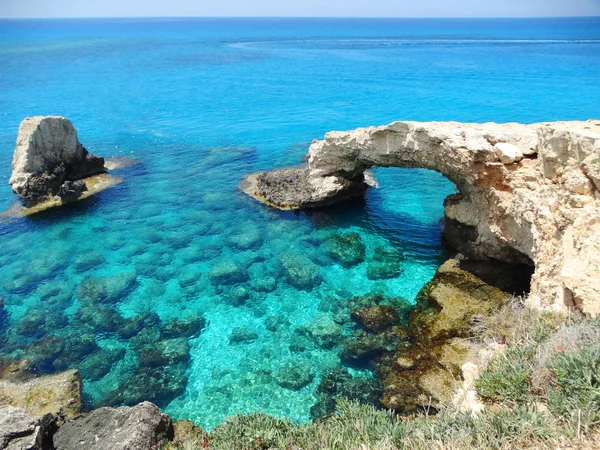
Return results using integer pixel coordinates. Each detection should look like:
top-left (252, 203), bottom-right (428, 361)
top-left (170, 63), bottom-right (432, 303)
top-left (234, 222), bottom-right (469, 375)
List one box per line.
top-left (1, 0), bottom-right (600, 19)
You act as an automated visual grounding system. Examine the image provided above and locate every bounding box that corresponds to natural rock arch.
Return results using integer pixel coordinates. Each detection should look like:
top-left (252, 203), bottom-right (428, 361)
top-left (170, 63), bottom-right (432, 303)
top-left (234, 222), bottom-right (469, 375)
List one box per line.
top-left (242, 120), bottom-right (600, 315)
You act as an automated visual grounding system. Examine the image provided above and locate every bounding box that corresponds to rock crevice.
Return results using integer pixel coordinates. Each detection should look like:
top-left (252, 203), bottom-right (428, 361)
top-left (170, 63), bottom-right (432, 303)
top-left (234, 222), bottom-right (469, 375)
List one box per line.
top-left (242, 120), bottom-right (600, 315)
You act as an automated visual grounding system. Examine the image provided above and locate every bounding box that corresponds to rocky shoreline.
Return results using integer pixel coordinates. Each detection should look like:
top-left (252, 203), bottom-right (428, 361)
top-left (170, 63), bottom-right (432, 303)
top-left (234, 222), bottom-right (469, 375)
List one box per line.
top-left (241, 120), bottom-right (600, 316)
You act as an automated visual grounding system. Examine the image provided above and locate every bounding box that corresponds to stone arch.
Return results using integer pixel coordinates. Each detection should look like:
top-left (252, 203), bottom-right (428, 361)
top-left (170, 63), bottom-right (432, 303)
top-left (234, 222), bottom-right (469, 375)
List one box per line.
top-left (242, 120), bottom-right (600, 315)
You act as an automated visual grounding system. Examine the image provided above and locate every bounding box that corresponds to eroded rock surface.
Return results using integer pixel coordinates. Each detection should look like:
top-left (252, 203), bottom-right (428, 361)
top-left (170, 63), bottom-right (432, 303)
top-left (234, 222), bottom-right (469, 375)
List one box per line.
top-left (9, 116), bottom-right (106, 205)
top-left (242, 120), bottom-right (600, 315)
top-left (53, 402), bottom-right (173, 450)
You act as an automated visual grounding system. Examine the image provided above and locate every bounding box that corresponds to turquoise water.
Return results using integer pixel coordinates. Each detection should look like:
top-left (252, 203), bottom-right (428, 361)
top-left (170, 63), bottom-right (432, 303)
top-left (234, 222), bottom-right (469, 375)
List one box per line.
top-left (0, 17), bottom-right (599, 428)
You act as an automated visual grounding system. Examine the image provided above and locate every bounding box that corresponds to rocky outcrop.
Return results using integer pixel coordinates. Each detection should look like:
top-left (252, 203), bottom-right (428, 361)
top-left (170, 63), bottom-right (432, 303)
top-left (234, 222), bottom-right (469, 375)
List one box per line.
top-left (0, 368), bottom-right (83, 423)
top-left (242, 120), bottom-right (600, 315)
top-left (0, 405), bottom-right (46, 450)
top-left (53, 402), bottom-right (174, 450)
top-left (376, 258), bottom-right (508, 412)
top-left (9, 116), bottom-right (106, 205)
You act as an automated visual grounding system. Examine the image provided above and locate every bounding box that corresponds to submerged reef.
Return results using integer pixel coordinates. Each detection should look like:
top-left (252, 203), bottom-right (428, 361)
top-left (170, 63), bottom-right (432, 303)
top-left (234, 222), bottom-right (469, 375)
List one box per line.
top-left (4, 116), bottom-right (123, 216)
top-left (242, 120), bottom-right (600, 315)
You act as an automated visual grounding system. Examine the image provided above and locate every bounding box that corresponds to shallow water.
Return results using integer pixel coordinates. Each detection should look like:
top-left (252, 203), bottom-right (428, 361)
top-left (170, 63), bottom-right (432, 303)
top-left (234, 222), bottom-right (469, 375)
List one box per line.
top-left (0, 17), bottom-right (599, 428)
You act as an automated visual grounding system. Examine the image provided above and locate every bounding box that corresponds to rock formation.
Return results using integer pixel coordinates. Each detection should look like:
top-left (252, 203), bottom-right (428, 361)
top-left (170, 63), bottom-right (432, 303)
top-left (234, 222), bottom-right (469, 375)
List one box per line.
top-left (242, 120), bottom-right (600, 315)
top-left (9, 116), bottom-right (106, 204)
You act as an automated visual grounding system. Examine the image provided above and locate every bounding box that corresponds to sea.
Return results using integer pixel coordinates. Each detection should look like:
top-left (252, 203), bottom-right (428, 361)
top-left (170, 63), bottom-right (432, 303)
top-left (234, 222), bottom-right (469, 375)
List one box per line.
top-left (0, 17), bottom-right (598, 429)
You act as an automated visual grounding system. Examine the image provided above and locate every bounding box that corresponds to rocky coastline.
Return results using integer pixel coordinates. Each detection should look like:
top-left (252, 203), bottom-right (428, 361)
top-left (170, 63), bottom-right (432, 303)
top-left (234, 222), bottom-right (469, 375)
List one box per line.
top-left (242, 120), bottom-right (600, 316)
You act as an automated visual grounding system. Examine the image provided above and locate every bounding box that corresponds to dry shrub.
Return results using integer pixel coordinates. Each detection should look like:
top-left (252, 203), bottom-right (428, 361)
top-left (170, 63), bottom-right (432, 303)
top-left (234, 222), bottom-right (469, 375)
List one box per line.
top-left (531, 318), bottom-right (600, 394)
top-left (470, 296), bottom-right (541, 346)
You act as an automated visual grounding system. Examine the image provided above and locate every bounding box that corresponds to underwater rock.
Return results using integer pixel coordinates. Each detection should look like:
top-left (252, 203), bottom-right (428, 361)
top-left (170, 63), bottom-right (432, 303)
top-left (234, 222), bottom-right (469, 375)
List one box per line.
top-left (297, 314), bottom-right (342, 350)
top-left (178, 266), bottom-right (202, 288)
top-left (136, 338), bottom-right (190, 368)
top-left (161, 315), bottom-right (206, 339)
top-left (104, 363), bottom-right (188, 408)
top-left (0, 368), bottom-right (83, 422)
top-left (373, 246), bottom-right (404, 263)
top-left (274, 360), bottom-right (315, 391)
top-left (16, 308), bottom-right (68, 339)
top-left (340, 327), bottom-right (407, 367)
top-left (118, 311), bottom-right (160, 339)
top-left (208, 260), bottom-right (249, 286)
top-left (74, 304), bottom-right (126, 335)
top-left (264, 315), bottom-right (290, 333)
top-left (325, 232), bottom-right (366, 267)
top-left (79, 348), bottom-right (126, 382)
top-left (53, 402), bottom-right (173, 450)
top-left (242, 120), bottom-right (600, 315)
top-left (351, 305), bottom-right (400, 333)
top-left (73, 252), bottom-right (106, 273)
top-left (366, 261), bottom-right (401, 280)
top-left (229, 327), bottom-right (258, 344)
top-left (278, 252), bottom-right (322, 290)
top-left (227, 227), bottom-right (264, 251)
top-left (310, 368), bottom-right (382, 419)
top-left (76, 272), bottom-right (138, 305)
top-left (251, 276), bottom-right (278, 293)
top-left (9, 116), bottom-right (108, 206)
top-left (223, 285), bottom-right (251, 306)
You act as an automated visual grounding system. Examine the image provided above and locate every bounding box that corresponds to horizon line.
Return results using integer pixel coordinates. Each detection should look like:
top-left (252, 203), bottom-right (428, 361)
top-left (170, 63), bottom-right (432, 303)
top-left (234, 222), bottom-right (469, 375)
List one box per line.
top-left (1, 14), bottom-right (599, 20)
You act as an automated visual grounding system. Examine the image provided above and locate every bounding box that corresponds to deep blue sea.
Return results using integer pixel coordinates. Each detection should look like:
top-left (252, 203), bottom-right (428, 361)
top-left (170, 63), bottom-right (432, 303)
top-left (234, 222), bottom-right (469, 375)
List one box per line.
top-left (0, 17), bottom-right (598, 428)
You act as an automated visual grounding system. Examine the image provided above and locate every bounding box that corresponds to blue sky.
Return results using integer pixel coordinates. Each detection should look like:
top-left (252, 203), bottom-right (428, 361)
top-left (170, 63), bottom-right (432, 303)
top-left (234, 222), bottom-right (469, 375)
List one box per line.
top-left (1, 0), bottom-right (600, 18)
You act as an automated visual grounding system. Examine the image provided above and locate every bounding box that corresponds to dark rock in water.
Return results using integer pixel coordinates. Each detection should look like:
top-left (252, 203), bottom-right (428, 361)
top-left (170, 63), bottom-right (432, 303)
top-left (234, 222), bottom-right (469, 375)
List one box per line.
top-left (310, 368), bottom-right (381, 419)
top-left (223, 285), bottom-right (251, 306)
top-left (104, 363), bottom-right (188, 408)
top-left (264, 315), bottom-right (290, 333)
top-left (325, 232), bottom-right (366, 267)
top-left (9, 116), bottom-right (107, 206)
top-left (118, 311), bottom-right (160, 339)
top-left (279, 252), bottom-right (322, 290)
top-left (372, 246), bottom-right (404, 263)
top-left (227, 228), bottom-right (264, 251)
top-left (53, 402), bottom-right (173, 450)
top-left (79, 348), bottom-right (126, 382)
top-left (297, 315), bottom-right (342, 350)
top-left (208, 260), bottom-right (249, 286)
top-left (251, 276), bottom-right (277, 293)
top-left (340, 327), bottom-right (407, 367)
top-left (74, 252), bottom-right (106, 273)
top-left (57, 179), bottom-right (86, 202)
top-left (274, 360), bottom-right (314, 391)
top-left (16, 308), bottom-right (68, 339)
top-left (351, 305), bottom-right (400, 333)
top-left (136, 338), bottom-right (190, 368)
top-left (366, 261), bottom-right (401, 280)
top-left (0, 405), bottom-right (44, 450)
top-left (76, 272), bottom-right (138, 305)
top-left (229, 327), bottom-right (258, 344)
top-left (74, 305), bottom-right (126, 334)
top-left (161, 315), bottom-right (206, 339)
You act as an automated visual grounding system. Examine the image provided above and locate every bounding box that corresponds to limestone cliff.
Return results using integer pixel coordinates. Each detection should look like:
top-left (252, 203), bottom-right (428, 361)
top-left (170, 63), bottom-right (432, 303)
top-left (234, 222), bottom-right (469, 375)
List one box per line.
top-left (242, 120), bottom-right (600, 315)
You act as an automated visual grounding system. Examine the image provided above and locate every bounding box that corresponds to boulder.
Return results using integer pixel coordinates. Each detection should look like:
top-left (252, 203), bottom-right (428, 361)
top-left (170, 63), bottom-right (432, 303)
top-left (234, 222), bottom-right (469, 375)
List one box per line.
top-left (279, 252), bottom-right (322, 290)
top-left (351, 305), bottom-right (400, 333)
top-left (53, 402), bottom-right (174, 450)
top-left (9, 116), bottom-right (106, 205)
top-left (208, 260), bottom-right (249, 286)
top-left (228, 327), bottom-right (258, 344)
top-left (325, 232), bottom-right (366, 267)
top-left (0, 405), bottom-right (45, 450)
top-left (274, 360), bottom-right (314, 391)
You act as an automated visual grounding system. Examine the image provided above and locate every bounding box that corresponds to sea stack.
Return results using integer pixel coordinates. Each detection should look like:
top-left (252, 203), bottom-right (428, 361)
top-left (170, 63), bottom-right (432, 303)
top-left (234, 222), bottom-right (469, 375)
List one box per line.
top-left (9, 116), bottom-right (107, 206)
